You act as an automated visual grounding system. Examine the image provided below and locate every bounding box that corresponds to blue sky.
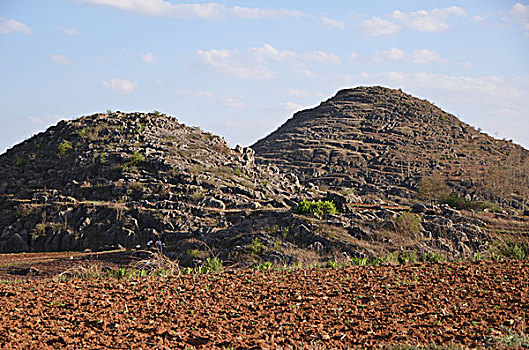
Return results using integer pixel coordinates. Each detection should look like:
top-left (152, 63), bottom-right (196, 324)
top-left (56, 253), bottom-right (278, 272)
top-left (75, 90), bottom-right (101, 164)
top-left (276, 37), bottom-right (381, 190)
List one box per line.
top-left (1, 0), bottom-right (528, 153)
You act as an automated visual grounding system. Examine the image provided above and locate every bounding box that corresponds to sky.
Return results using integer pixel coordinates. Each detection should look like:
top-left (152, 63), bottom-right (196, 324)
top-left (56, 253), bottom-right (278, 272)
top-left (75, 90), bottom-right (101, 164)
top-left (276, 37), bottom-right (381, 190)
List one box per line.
top-left (0, 0), bottom-right (528, 154)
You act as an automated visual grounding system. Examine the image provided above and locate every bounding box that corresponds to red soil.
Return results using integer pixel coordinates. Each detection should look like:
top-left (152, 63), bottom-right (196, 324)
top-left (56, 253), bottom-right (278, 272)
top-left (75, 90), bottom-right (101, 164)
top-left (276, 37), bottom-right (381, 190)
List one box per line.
top-left (0, 256), bottom-right (527, 349)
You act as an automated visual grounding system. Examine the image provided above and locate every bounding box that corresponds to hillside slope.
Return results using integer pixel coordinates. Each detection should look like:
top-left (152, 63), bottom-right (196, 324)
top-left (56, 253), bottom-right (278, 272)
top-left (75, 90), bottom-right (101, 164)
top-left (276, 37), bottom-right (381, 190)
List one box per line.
top-left (252, 86), bottom-right (529, 207)
top-left (0, 112), bottom-right (304, 260)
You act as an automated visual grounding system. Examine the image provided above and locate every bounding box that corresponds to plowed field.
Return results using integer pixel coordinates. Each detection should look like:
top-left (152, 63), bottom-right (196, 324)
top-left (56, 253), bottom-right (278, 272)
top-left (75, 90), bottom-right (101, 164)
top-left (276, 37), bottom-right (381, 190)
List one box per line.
top-left (0, 255), bottom-right (527, 349)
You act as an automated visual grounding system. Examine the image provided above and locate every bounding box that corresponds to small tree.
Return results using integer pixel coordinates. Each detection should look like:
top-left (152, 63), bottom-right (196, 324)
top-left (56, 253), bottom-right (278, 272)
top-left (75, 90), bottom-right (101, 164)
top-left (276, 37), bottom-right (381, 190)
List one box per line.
top-left (417, 172), bottom-right (450, 202)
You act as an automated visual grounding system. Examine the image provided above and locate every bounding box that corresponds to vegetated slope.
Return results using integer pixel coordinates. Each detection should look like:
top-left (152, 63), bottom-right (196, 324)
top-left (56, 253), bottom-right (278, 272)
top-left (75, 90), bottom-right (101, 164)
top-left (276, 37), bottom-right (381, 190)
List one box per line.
top-left (252, 86), bottom-right (529, 207)
top-left (0, 112), bottom-right (307, 260)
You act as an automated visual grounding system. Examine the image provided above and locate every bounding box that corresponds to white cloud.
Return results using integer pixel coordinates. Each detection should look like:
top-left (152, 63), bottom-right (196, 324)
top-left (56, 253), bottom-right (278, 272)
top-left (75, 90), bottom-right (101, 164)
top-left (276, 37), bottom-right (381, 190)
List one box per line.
top-left (79, 0), bottom-right (310, 20)
top-left (282, 101), bottom-right (305, 113)
top-left (102, 78), bottom-right (137, 94)
top-left (350, 52), bottom-right (360, 60)
top-left (0, 17), bottom-right (33, 34)
top-left (62, 27), bottom-right (80, 36)
top-left (141, 52), bottom-right (155, 63)
top-left (230, 6), bottom-right (310, 19)
top-left (173, 88), bottom-right (215, 98)
top-left (321, 16), bottom-right (345, 31)
top-left (27, 114), bottom-right (63, 124)
top-left (282, 89), bottom-right (325, 99)
top-left (50, 54), bottom-right (73, 65)
top-left (197, 49), bottom-right (278, 79)
top-left (359, 16), bottom-right (400, 36)
top-left (252, 43), bottom-right (342, 65)
top-left (410, 49), bottom-right (448, 64)
top-left (197, 44), bottom-right (341, 80)
top-left (373, 48), bottom-right (406, 62)
top-left (224, 98), bottom-right (245, 108)
top-left (508, 3), bottom-right (529, 35)
top-left (373, 48), bottom-right (448, 64)
top-left (392, 6), bottom-right (465, 32)
top-left (196, 91), bottom-right (215, 98)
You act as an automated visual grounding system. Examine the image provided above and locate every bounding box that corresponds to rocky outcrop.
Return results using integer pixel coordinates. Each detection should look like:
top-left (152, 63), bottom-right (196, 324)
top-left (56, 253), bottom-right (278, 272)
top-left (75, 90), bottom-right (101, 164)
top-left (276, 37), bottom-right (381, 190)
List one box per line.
top-left (0, 112), bottom-right (305, 257)
top-left (252, 86), bottom-right (529, 206)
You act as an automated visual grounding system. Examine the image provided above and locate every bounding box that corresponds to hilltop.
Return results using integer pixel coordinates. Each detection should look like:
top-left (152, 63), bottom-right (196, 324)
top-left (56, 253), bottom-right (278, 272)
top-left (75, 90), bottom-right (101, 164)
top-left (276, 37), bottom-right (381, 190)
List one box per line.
top-left (252, 86), bottom-right (529, 208)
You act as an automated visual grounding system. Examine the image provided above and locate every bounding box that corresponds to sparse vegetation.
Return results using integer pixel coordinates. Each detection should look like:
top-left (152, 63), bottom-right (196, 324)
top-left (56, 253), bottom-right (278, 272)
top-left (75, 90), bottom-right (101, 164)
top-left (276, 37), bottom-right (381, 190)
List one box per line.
top-left (57, 139), bottom-right (73, 156)
top-left (296, 200), bottom-right (338, 216)
top-left (182, 257), bottom-right (223, 275)
top-left (123, 151), bottom-right (144, 169)
top-left (247, 238), bottom-right (266, 256)
top-left (498, 242), bottom-right (528, 260)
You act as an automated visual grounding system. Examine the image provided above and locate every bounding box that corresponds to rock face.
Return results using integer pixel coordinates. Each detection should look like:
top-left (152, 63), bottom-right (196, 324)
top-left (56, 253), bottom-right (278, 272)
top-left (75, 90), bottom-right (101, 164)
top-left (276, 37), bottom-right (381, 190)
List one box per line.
top-left (0, 112), bottom-right (304, 259)
top-left (252, 86), bottom-right (529, 206)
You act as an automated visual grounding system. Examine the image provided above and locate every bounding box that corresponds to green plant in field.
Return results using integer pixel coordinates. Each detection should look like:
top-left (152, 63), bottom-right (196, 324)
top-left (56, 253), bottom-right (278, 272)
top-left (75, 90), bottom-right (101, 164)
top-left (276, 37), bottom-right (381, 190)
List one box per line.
top-left (473, 252), bottom-right (483, 261)
top-left (57, 139), bottom-right (73, 156)
top-left (106, 109), bottom-right (112, 114)
top-left (78, 128), bottom-right (87, 138)
top-left (350, 256), bottom-right (369, 266)
top-left (326, 259), bottom-right (338, 269)
top-left (254, 261), bottom-right (273, 271)
top-left (296, 200), bottom-right (338, 216)
top-left (15, 157), bottom-right (23, 167)
top-left (153, 110), bottom-right (161, 117)
top-left (419, 252), bottom-right (446, 263)
top-left (99, 151), bottom-right (106, 164)
top-left (398, 250), bottom-right (417, 264)
top-left (138, 123), bottom-right (145, 133)
top-left (182, 257), bottom-right (223, 275)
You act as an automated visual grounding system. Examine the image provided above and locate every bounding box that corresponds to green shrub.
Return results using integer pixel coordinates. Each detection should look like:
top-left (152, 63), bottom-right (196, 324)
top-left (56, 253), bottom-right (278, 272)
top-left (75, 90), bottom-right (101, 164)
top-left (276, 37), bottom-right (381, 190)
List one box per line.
top-left (296, 200), bottom-right (338, 216)
top-left (123, 151), bottom-right (144, 169)
top-left (57, 140), bottom-right (73, 156)
top-left (247, 238), bottom-right (266, 256)
top-left (440, 193), bottom-right (498, 211)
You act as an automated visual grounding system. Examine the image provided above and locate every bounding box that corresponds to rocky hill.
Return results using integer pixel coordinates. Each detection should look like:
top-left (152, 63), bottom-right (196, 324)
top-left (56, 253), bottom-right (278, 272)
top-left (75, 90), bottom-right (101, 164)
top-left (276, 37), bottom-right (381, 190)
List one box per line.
top-left (0, 112), bottom-right (317, 263)
top-left (252, 86), bottom-right (529, 208)
top-left (1, 93), bottom-right (528, 265)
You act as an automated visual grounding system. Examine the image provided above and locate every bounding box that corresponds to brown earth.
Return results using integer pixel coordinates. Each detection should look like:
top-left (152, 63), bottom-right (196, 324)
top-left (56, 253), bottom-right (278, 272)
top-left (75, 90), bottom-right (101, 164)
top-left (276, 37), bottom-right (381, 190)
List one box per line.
top-left (0, 254), bottom-right (527, 349)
